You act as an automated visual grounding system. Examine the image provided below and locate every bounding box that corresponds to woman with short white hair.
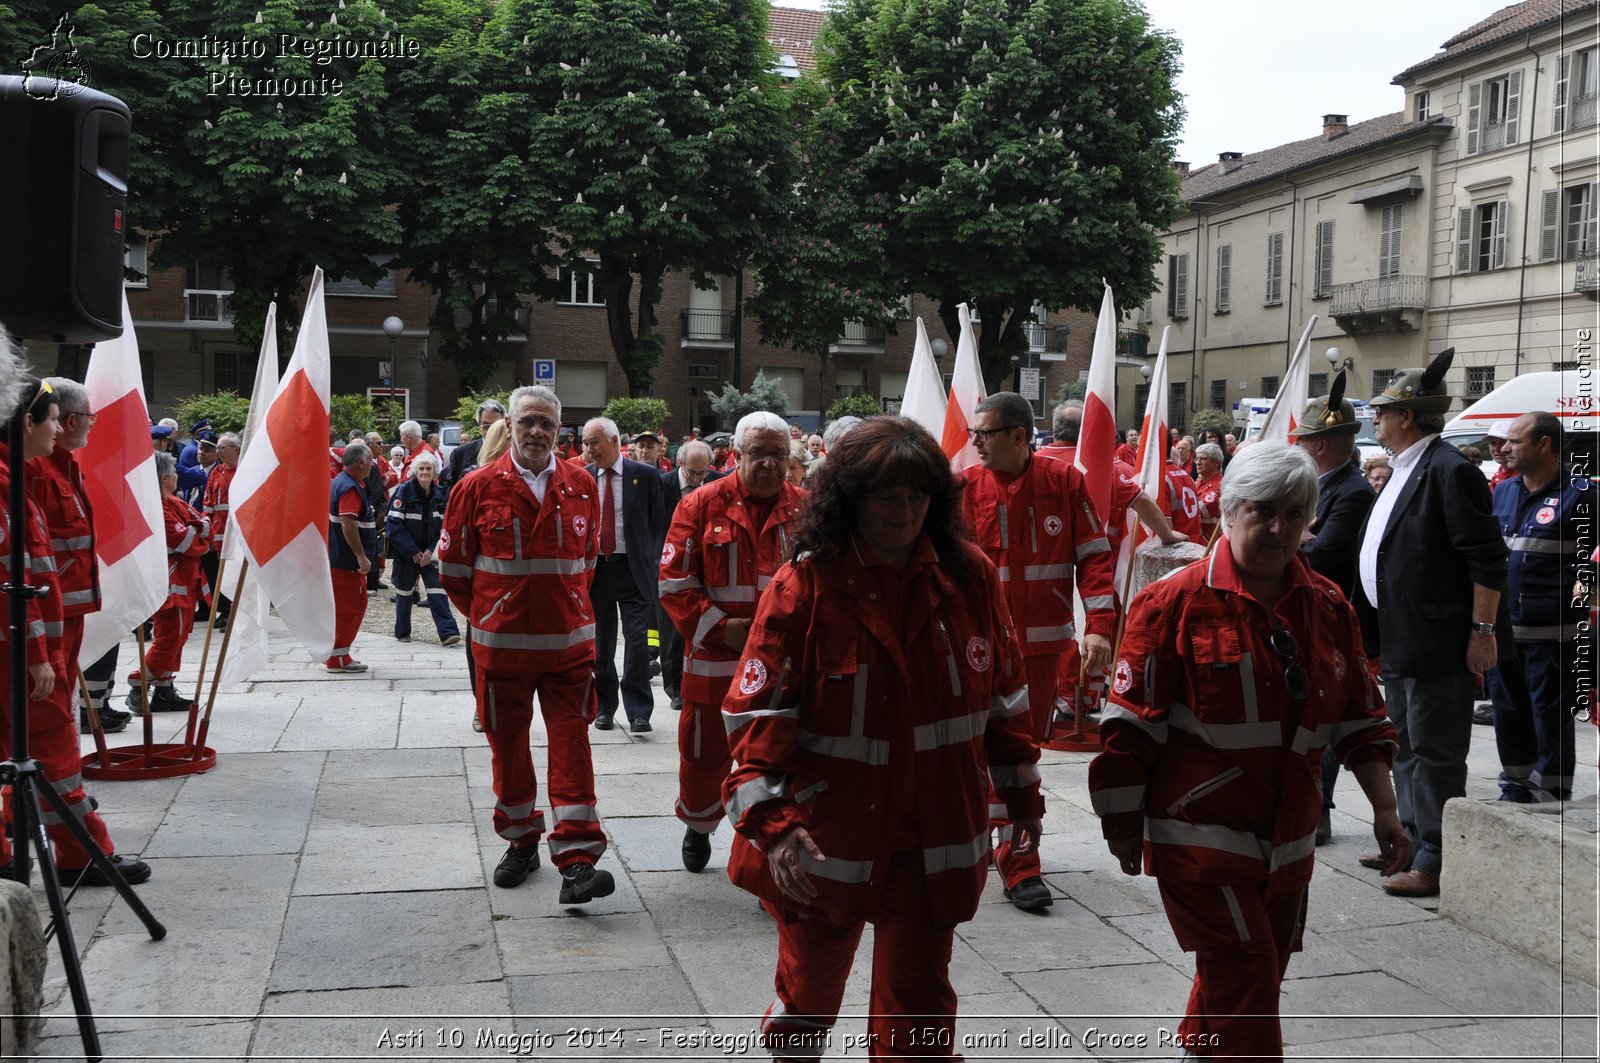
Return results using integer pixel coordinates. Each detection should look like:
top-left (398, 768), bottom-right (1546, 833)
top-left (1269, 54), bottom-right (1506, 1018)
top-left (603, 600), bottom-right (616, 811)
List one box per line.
top-left (384, 449), bottom-right (461, 647)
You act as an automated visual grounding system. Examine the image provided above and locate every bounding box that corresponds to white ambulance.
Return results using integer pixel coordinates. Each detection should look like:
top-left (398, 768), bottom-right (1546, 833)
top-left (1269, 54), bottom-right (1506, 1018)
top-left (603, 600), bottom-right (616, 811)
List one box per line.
top-left (1443, 370), bottom-right (1596, 473)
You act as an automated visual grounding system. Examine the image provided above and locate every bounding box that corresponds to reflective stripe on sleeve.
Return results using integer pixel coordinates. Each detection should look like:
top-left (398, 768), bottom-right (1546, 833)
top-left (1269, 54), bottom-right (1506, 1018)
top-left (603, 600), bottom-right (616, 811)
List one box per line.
top-left (685, 656), bottom-right (740, 677)
top-left (693, 605), bottom-right (727, 651)
top-left (1090, 784), bottom-right (1147, 816)
top-left (1170, 702), bottom-right (1282, 750)
top-left (797, 729), bottom-right (890, 766)
top-left (799, 849), bottom-right (873, 884)
top-left (723, 704), bottom-right (799, 735)
top-left (1081, 595), bottom-right (1117, 612)
top-left (989, 685), bottom-right (1030, 720)
top-left (913, 709), bottom-right (989, 751)
top-left (1075, 536), bottom-right (1111, 559)
top-left (1025, 623), bottom-right (1074, 643)
top-left (1023, 563), bottom-right (1074, 580)
top-left (472, 556), bottom-right (587, 576)
top-left (438, 561), bottom-right (472, 578)
top-left (470, 625), bottom-right (596, 650)
top-left (725, 774), bottom-right (786, 823)
top-left (49, 535), bottom-right (92, 552)
top-left (989, 763), bottom-right (1041, 790)
top-left (1505, 536), bottom-right (1576, 556)
top-left (1099, 702), bottom-right (1169, 742)
top-left (922, 830), bottom-right (989, 874)
top-left (659, 575), bottom-right (703, 596)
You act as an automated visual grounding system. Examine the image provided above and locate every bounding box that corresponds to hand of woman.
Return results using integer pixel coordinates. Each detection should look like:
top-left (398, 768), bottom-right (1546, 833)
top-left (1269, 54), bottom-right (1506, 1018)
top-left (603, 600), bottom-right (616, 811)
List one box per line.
top-left (1371, 807), bottom-right (1412, 877)
top-left (768, 825), bottom-right (824, 904)
top-left (1010, 817), bottom-right (1044, 856)
top-left (1107, 836), bottom-right (1142, 876)
top-left (27, 661), bottom-right (54, 700)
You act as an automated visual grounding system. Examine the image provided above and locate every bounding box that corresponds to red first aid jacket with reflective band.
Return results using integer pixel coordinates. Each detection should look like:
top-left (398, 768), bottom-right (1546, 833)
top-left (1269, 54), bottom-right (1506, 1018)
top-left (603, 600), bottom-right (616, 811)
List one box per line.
top-left (202, 461), bottom-right (235, 548)
top-left (1195, 472), bottom-right (1222, 540)
top-left (26, 445), bottom-right (99, 618)
top-left (1, 458), bottom-right (63, 671)
top-left (163, 494), bottom-right (210, 610)
top-left (658, 473), bottom-right (805, 703)
top-left (721, 537), bottom-right (1040, 927)
top-left (961, 456), bottom-right (1116, 654)
top-left (1087, 542), bottom-right (1396, 895)
top-left (437, 453), bottom-right (600, 672)
top-left (1162, 463), bottom-right (1203, 541)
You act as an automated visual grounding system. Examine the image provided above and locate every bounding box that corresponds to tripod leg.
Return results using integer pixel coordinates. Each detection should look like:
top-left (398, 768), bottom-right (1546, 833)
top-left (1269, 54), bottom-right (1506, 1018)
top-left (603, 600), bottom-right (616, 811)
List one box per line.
top-left (29, 774), bottom-right (166, 941)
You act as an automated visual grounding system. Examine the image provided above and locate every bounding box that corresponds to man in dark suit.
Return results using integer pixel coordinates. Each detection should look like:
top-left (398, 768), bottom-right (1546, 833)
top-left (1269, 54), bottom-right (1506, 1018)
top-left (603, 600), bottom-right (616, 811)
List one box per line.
top-left (1291, 374), bottom-right (1376, 846)
top-left (1356, 350), bottom-right (1509, 898)
top-left (657, 440), bottom-right (722, 712)
top-left (584, 416), bottom-right (668, 732)
top-left (442, 398), bottom-right (505, 495)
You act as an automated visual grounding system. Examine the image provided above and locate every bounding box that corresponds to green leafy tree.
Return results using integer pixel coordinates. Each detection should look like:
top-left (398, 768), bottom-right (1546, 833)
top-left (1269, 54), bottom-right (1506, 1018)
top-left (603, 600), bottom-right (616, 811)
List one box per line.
top-left (826, 394), bottom-right (884, 421)
top-left (452, 390), bottom-right (515, 437)
top-left (173, 391), bottom-right (251, 435)
top-left (602, 397), bottom-right (671, 437)
top-left (777, 0), bottom-right (1184, 391)
top-left (708, 368), bottom-right (788, 426)
top-left (1056, 379), bottom-right (1087, 402)
top-left (1189, 407), bottom-right (1235, 441)
top-left (330, 394), bottom-right (382, 442)
top-left (493, 0), bottom-right (795, 395)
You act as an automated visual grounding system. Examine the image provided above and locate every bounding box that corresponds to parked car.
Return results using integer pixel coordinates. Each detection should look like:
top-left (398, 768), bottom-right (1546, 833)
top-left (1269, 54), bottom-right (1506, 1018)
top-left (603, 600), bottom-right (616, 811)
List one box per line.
top-left (416, 418), bottom-right (464, 463)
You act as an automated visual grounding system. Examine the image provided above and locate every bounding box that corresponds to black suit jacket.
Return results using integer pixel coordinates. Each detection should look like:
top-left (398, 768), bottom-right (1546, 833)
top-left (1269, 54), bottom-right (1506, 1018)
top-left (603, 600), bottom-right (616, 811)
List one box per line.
top-left (1303, 460), bottom-right (1378, 654)
top-left (660, 466), bottom-right (725, 515)
top-left (589, 456), bottom-right (668, 602)
top-left (1355, 437), bottom-right (1510, 678)
top-left (442, 437), bottom-right (484, 495)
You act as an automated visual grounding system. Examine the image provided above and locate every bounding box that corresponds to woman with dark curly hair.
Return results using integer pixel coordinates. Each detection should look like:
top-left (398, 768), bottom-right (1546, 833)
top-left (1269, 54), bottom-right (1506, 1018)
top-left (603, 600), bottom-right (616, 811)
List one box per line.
top-left (721, 416), bottom-right (1042, 1060)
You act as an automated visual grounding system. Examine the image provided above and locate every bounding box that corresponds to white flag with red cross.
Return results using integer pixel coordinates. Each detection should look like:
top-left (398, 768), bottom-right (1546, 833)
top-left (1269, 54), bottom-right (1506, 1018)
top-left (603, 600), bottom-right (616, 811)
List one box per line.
top-left (1255, 316), bottom-right (1319, 445)
top-left (76, 290), bottom-right (168, 667)
top-left (1074, 283), bottom-right (1119, 524)
top-left (230, 271), bottom-right (335, 661)
top-left (1118, 327), bottom-right (1172, 590)
top-left (900, 317), bottom-right (948, 441)
top-left (940, 303), bottom-right (986, 472)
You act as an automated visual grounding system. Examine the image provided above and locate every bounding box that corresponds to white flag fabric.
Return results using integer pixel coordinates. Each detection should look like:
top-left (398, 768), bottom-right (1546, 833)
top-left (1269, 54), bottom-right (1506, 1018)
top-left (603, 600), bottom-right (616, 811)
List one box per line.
top-left (1255, 316), bottom-right (1319, 445)
top-left (217, 304), bottom-right (279, 690)
top-left (76, 290), bottom-right (167, 667)
top-left (900, 317), bottom-right (948, 440)
top-left (1074, 283), bottom-right (1121, 640)
top-left (1117, 328), bottom-right (1172, 591)
top-left (229, 271), bottom-right (336, 662)
top-left (940, 303), bottom-right (987, 472)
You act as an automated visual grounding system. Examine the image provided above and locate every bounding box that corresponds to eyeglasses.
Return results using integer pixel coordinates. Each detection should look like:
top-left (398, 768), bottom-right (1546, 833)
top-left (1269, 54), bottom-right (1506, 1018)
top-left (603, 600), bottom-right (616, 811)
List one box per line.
top-left (478, 422), bottom-right (496, 432)
top-left (968, 426), bottom-right (1017, 443)
top-left (514, 415), bottom-right (559, 432)
top-left (1267, 626), bottom-right (1310, 701)
top-left (742, 449), bottom-right (789, 465)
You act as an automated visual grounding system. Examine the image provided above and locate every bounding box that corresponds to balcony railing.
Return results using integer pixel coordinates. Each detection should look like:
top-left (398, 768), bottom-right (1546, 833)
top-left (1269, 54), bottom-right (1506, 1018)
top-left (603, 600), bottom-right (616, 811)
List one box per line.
top-left (1480, 120), bottom-right (1508, 152)
top-left (1051, 324), bottom-right (1071, 353)
top-left (1022, 321), bottom-right (1046, 352)
top-left (1570, 92), bottom-right (1598, 131)
top-left (1116, 328), bottom-right (1149, 357)
top-left (836, 321), bottom-right (886, 346)
top-left (1329, 275), bottom-right (1427, 316)
top-left (1577, 248), bottom-right (1600, 297)
top-left (680, 308), bottom-right (735, 343)
top-left (184, 289), bottom-right (234, 325)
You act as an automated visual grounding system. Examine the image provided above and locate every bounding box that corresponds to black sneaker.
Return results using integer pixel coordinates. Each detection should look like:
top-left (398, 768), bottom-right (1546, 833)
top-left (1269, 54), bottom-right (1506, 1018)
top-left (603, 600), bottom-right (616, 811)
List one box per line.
top-left (558, 862), bottom-right (615, 904)
top-left (125, 685), bottom-right (146, 714)
top-left (148, 687), bottom-right (194, 713)
top-left (1004, 875), bottom-right (1053, 911)
top-left (670, 696), bottom-right (684, 711)
top-left (57, 854), bottom-right (152, 887)
top-left (630, 717), bottom-right (652, 733)
top-left (493, 845), bottom-right (540, 888)
top-left (682, 827), bottom-right (711, 872)
top-left (79, 705), bottom-right (132, 734)
top-left (1472, 701), bottom-right (1494, 726)
top-left (594, 713), bottom-right (615, 731)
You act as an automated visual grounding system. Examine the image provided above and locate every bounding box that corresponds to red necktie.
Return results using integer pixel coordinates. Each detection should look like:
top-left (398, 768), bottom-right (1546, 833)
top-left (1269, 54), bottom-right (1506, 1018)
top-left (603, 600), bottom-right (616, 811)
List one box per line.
top-left (601, 467), bottom-right (616, 555)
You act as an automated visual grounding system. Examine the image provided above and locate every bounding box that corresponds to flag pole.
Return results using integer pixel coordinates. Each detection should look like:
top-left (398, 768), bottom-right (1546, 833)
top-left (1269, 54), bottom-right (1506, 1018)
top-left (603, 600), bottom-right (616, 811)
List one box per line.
top-left (133, 626), bottom-right (154, 769)
top-left (188, 557), bottom-right (226, 749)
top-left (75, 666), bottom-right (110, 769)
top-left (193, 560), bottom-right (248, 760)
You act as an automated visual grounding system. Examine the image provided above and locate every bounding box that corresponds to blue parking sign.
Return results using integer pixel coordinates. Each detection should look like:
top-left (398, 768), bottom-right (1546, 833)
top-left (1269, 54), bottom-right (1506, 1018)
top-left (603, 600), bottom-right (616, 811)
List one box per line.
top-left (534, 358), bottom-right (556, 383)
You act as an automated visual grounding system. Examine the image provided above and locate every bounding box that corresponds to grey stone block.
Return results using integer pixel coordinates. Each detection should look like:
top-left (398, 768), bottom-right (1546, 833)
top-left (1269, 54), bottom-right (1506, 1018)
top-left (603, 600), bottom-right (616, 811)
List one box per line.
top-left (35, 1019), bottom-right (255, 1061)
top-left (99, 854), bottom-right (297, 935)
top-left (1419, 1014), bottom-right (1599, 1061)
top-left (0, 881), bottom-right (45, 1056)
top-left (958, 894), bottom-right (1157, 974)
top-left (1303, 865), bottom-right (1439, 933)
top-left (271, 890), bottom-right (500, 992)
top-left (1440, 796), bottom-right (1600, 985)
top-left (626, 869), bottom-right (769, 941)
top-left (277, 695), bottom-right (402, 749)
top-left (325, 746), bottom-right (465, 780)
top-left (478, 841), bottom-right (646, 917)
top-left (507, 964), bottom-right (702, 1032)
top-left (294, 822), bottom-right (482, 894)
top-left (143, 796), bottom-right (313, 857)
top-left (255, 982), bottom-right (513, 1059)
top-left (607, 815), bottom-right (731, 872)
top-left (1045, 870), bottom-right (1162, 918)
top-left (1276, 971), bottom-right (1473, 1043)
top-left (1010, 962), bottom-right (1194, 1054)
top-left (312, 774), bottom-right (473, 828)
top-left (494, 911), bottom-right (673, 977)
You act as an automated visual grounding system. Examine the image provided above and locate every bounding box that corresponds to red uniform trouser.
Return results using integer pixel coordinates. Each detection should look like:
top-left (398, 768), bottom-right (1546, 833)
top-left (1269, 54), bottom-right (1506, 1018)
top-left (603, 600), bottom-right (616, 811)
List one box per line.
top-left (131, 603), bottom-right (195, 690)
top-left (1158, 877), bottom-right (1308, 1062)
top-left (991, 653), bottom-right (1057, 888)
top-left (1056, 638), bottom-right (1108, 717)
top-left (760, 852), bottom-right (958, 1062)
top-left (477, 666), bottom-right (607, 871)
top-left (676, 697), bottom-right (731, 833)
top-left (1, 655), bottom-right (116, 869)
top-left (328, 568), bottom-right (369, 667)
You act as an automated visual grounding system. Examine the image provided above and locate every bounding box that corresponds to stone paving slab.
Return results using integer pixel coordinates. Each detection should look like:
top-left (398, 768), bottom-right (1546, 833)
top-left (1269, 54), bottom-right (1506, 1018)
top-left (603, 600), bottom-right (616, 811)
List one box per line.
top-left (507, 965), bottom-right (703, 1033)
top-left (253, 982), bottom-right (514, 1059)
top-left (294, 822), bottom-right (482, 894)
top-left (311, 773), bottom-right (473, 828)
top-left (494, 911), bottom-right (675, 977)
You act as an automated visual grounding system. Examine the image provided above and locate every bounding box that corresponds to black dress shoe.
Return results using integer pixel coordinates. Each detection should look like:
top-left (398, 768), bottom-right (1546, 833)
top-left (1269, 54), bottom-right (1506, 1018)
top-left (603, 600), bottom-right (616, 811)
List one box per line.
top-left (682, 827), bottom-right (711, 872)
top-left (493, 844), bottom-right (540, 888)
top-left (58, 854), bottom-right (152, 887)
top-left (670, 696), bottom-right (684, 712)
top-left (1003, 875), bottom-right (1053, 911)
top-left (594, 713), bottom-right (615, 731)
top-left (630, 717), bottom-right (652, 733)
top-left (649, 659), bottom-right (662, 677)
top-left (558, 862), bottom-right (615, 904)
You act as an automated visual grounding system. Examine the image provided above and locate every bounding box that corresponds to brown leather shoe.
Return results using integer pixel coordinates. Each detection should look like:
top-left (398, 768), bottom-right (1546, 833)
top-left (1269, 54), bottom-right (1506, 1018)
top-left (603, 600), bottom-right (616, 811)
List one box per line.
top-left (1382, 868), bottom-right (1439, 897)
top-left (1358, 852), bottom-right (1387, 870)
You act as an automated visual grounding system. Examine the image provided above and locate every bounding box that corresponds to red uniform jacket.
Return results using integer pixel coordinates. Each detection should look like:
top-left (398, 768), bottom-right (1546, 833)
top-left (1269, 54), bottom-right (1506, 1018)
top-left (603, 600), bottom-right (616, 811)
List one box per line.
top-left (437, 453), bottom-right (600, 672)
top-left (202, 461), bottom-right (236, 550)
top-left (658, 473), bottom-right (805, 704)
top-left (1195, 472), bottom-right (1222, 541)
top-left (1088, 543), bottom-right (1397, 895)
top-left (27, 445), bottom-right (99, 618)
top-left (1, 456), bottom-right (63, 673)
top-left (961, 456), bottom-right (1116, 654)
top-left (721, 537), bottom-right (1041, 927)
top-left (1162, 462), bottom-right (1203, 541)
top-left (162, 494), bottom-right (210, 610)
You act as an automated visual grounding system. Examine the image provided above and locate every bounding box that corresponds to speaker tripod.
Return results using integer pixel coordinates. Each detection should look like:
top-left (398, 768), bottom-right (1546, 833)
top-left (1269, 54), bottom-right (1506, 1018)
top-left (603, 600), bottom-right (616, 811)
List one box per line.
top-left (5, 398), bottom-right (165, 1062)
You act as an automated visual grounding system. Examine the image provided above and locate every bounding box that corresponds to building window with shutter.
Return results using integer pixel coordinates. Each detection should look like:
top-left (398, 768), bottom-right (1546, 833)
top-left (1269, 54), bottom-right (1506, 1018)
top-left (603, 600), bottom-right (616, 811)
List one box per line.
top-left (1169, 382), bottom-right (1187, 429)
top-left (1415, 92), bottom-right (1431, 121)
top-left (1134, 383), bottom-right (1150, 413)
top-left (1467, 366), bottom-right (1496, 400)
top-left (1378, 204), bottom-right (1402, 278)
top-left (1456, 199), bottom-right (1509, 273)
top-left (1214, 244), bottom-right (1231, 313)
top-left (1555, 48), bottom-right (1599, 132)
top-left (1166, 254), bottom-right (1189, 320)
top-left (124, 235), bottom-right (148, 288)
top-left (1372, 368), bottom-right (1395, 395)
top-left (1262, 376), bottom-right (1279, 399)
top-left (1309, 373), bottom-right (1328, 397)
top-left (557, 262), bottom-right (602, 305)
top-left (1538, 183), bottom-right (1598, 261)
top-left (1465, 71), bottom-right (1523, 154)
top-left (1211, 379), bottom-right (1227, 410)
top-left (1313, 220), bottom-right (1335, 298)
top-left (1264, 232), bottom-right (1284, 305)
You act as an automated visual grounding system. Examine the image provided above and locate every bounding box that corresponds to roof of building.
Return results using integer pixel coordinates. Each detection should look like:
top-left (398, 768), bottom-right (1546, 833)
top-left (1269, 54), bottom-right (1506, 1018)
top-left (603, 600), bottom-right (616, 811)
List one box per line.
top-left (1393, 0), bottom-right (1598, 83)
top-left (1178, 113), bottom-right (1450, 205)
top-left (768, 6), bottom-right (824, 72)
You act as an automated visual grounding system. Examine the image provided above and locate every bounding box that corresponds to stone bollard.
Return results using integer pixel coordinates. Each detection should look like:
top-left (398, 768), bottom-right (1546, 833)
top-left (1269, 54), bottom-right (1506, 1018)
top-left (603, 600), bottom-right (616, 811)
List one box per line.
top-left (0, 879), bottom-right (46, 1057)
top-left (1127, 540), bottom-right (1208, 603)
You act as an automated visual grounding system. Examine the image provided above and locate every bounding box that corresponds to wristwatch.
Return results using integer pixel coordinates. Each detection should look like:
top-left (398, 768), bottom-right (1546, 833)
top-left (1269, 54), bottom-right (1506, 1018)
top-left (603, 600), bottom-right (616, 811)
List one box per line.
top-left (1470, 621), bottom-right (1496, 634)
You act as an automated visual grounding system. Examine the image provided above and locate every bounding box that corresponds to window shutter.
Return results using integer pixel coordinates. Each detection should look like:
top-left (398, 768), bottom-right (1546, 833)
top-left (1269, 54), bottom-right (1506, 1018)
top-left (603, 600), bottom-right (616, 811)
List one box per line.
top-left (1265, 232), bottom-right (1284, 304)
top-left (1456, 206), bottom-right (1474, 273)
top-left (1167, 256), bottom-right (1178, 317)
top-left (1540, 188), bottom-right (1561, 261)
top-left (1174, 254), bottom-right (1189, 318)
top-left (1314, 220), bottom-right (1335, 296)
top-left (1587, 182), bottom-right (1600, 252)
top-left (1466, 81), bottom-right (1483, 155)
top-left (1555, 53), bottom-right (1572, 132)
top-left (1215, 244), bottom-right (1231, 312)
top-left (1491, 200), bottom-right (1508, 270)
top-left (1504, 69), bottom-right (1523, 145)
top-left (1379, 205), bottom-right (1402, 278)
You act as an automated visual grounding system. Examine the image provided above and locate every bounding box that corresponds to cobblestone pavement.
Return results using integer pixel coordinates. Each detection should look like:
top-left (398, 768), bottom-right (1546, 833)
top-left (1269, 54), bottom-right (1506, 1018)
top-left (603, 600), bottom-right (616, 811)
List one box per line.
top-left (12, 612), bottom-right (1598, 1061)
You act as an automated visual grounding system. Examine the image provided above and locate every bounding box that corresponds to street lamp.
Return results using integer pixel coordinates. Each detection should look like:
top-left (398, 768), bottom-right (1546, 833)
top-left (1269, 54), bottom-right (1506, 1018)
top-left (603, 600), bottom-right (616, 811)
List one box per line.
top-left (1140, 364), bottom-right (1152, 380)
top-left (931, 338), bottom-right (948, 360)
top-left (1325, 345), bottom-right (1354, 374)
top-left (382, 315), bottom-right (403, 389)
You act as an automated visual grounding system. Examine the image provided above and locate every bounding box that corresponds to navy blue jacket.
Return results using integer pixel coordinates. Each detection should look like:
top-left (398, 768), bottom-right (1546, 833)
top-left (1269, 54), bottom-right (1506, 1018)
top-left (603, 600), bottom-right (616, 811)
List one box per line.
top-left (587, 456), bottom-right (668, 603)
top-left (1493, 469), bottom-right (1593, 641)
top-left (385, 477), bottom-right (448, 559)
top-left (328, 470), bottom-right (379, 571)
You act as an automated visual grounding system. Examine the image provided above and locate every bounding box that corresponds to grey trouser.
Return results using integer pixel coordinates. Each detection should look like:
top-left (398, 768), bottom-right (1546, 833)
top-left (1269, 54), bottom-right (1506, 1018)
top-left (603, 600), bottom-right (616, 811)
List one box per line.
top-left (1382, 670), bottom-right (1476, 877)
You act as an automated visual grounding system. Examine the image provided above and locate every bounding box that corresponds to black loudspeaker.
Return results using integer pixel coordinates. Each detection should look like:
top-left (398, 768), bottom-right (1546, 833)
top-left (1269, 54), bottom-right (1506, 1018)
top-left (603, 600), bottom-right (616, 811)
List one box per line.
top-left (0, 75), bottom-right (131, 343)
